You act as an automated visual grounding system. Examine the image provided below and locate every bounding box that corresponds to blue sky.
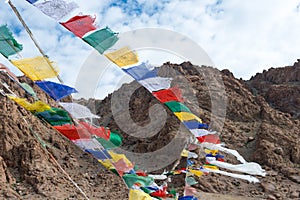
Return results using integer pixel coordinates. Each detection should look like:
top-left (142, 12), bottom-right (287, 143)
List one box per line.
top-left (1, 0), bottom-right (300, 99)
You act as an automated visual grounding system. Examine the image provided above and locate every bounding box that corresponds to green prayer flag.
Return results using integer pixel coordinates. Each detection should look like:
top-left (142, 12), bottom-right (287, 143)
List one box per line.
top-left (185, 176), bottom-right (198, 186)
top-left (109, 131), bottom-right (122, 147)
top-left (36, 107), bottom-right (72, 126)
top-left (0, 25), bottom-right (23, 58)
top-left (164, 101), bottom-right (191, 113)
top-left (20, 83), bottom-right (37, 99)
top-left (122, 174), bottom-right (153, 188)
top-left (96, 137), bottom-right (117, 149)
top-left (83, 27), bottom-right (118, 54)
top-left (95, 131), bottom-right (122, 149)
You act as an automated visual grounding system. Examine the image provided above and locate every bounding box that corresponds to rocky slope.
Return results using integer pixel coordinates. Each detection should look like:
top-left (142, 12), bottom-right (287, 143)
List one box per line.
top-left (0, 72), bottom-right (128, 199)
top-left (79, 62), bottom-right (300, 199)
top-left (247, 59), bottom-right (300, 119)
top-left (0, 60), bottom-right (299, 200)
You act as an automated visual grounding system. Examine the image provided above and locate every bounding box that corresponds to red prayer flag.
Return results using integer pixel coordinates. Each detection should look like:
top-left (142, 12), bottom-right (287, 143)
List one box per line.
top-left (60, 15), bottom-right (97, 38)
top-left (54, 124), bottom-right (91, 140)
top-left (197, 134), bottom-right (220, 144)
top-left (152, 86), bottom-right (184, 103)
top-left (79, 122), bottom-right (110, 140)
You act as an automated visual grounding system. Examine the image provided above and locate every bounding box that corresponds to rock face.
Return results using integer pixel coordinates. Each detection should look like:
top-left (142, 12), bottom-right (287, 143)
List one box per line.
top-left (247, 59), bottom-right (300, 119)
top-left (0, 60), bottom-right (299, 200)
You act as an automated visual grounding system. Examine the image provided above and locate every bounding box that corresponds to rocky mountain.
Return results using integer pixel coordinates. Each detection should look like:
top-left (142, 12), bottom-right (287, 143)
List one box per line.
top-left (247, 59), bottom-right (300, 119)
top-left (0, 61), bottom-right (299, 199)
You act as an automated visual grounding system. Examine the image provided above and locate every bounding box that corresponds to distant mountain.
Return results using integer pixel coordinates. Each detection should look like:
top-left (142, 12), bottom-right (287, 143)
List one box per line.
top-left (247, 59), bottom-right (300, 119)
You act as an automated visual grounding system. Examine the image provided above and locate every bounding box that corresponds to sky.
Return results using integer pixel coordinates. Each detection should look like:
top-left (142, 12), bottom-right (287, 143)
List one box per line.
top-left (1, 0), bottom-right (300, 99)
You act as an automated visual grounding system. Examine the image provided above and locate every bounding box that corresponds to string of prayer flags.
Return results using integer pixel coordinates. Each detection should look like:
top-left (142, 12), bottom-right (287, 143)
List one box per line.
top-left (33, 0), bottom-right (78, 21)
top-left (36, 107), bottom-right (73, 126)
top-left (11, 56), bottom-right (59, 81)
top-left (60, 15), bottom-right (97, 38)
top-left (139, 77), bottom-right (172, 92)
top-left (83, 27), bottom-right (119, 54)
top-left (35, 81), bottom-right (77, 101)
top-left (105, 46), bottom-right (139, 67)
top-left (0, 25), bottom-right (23, 58)
top-left (122, 62), bottom-right (158, 80)
top-left (59, 102), bottom-right (100, 119)
top-left (152, 86), bottom-right (184, 103)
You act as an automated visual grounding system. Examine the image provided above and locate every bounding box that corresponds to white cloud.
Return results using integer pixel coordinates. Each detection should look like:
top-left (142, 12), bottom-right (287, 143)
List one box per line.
top-left (1, 0), bottom-right (300, 99)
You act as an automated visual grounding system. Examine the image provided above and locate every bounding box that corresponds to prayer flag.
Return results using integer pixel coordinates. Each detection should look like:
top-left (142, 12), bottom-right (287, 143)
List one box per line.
top-left (53, 124), bottom-right (91, 140)
top-left (85, 149), bottom-right (111, 160)
top-left (0, 25), bottom-right (23, 58)
top-left (164, 101), bottom-right (191, 113)
top-left (182, 121), bottom-right (209, 129)
top-left (152, 86), bottom-right (184, 103)
top-left (79, 121), bottom-right (110, 140)
top-left (174, 112), bottom-right (202, 123)
top-left (11, 56), bottom-right (59, 81)
top-left (139, 77), bottom-right (172, 92)
top-left (8, 96), bottom-right (51, 113)
top-left (26, 0), bottom-right (38, 4)
top-left (83, 27), bottom-right (118, 54)
top-left (123, 174), bottom-right (153, 188)
top-left (36, 107), bottom-right (73, 126)
top-left (122, 62), bottom-right (158, 80)
top-left (59, 102), bottom-right (100, 119)
top-left (35, 81), bottom-right (77, 101)
top-left (60, 15), bottom-right (97, 38)
top-left (34, 0), bottom-right (78, 21)
top-left (105, 46), bottom-right (139, 67)
top-left (129, 189), bottom-right (152, 200)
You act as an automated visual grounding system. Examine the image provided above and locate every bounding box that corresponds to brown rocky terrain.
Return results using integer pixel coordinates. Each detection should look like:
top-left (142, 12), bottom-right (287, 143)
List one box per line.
top-left (0, 61), bottom-right (299, 199)
top-left (0, 72), bottom-right (128, 199)
top-left (247, 59), bottom-right (300, 119)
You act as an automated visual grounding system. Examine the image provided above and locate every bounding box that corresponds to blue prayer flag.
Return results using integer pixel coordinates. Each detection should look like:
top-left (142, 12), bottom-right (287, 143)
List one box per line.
top-left (122, 62), bottom-right (158, 81)
top-left (85, 149), bottom-right (111, 160)
top-left (35, 81), bottom-right (78, 101)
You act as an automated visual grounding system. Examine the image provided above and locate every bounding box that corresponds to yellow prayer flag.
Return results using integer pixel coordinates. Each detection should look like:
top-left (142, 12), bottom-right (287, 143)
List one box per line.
top-left (174, 112), bottom-right (202, 123)
top-left (11, 56), bottom-right (59, 81)
top-left (205, 149), bottom-right (219, 156)
top-left (181, 149), bottom-right (189, 157)
top-left (8, 96), bottom-right (51, 113)
top-left (98, 159), bottom-right (115, 170)
top-left (99, 150), bottom-right (133, 170)
top-left (105, 46), bottom-right (138, 67)
top-left (189, 169), bottom-right (204, 177)
top-left (203, 164), bottom-right (219, 170)
top-left (129, 189), bottom-right (152, 200)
